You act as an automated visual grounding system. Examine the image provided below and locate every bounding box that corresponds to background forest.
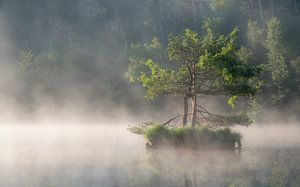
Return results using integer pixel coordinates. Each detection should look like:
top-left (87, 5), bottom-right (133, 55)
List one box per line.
top-left (0, 0), bottom-right (299, 122)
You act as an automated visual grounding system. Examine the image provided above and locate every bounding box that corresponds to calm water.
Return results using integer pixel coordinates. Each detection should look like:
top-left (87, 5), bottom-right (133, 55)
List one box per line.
top-left (0, 125), bottom-right (299, 187)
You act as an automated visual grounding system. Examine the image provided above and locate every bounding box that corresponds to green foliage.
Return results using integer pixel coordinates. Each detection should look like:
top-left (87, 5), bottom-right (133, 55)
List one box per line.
top-left (128, 21), bottom-right (262, 104)
top-left (144, 125), bottom-right (173, 145)
top-left (144, 124), bottom-right (241, 149)
top-left (264, 17), bottom-right (288, 83)
top-left (246, 16), bottom-right (297, 109)
top-left (126, 36), bottom-right (165, 85)
top-left (127, 122), bottom-right (156, 135)
top-left (228, 95), bottom-right (238, 108)
top-left (170, 25), bottom-right (263, 99)
top-left (139, 59), bottom-right (185, 100)
top-left (247, 21), bottom-right (265, 48)
top-left (210, 0), bottom-right (234, 10)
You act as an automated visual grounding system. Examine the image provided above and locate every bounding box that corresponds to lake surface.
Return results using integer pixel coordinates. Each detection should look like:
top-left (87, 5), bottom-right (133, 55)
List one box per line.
top-left (0, 125), bottom-right (299, 187)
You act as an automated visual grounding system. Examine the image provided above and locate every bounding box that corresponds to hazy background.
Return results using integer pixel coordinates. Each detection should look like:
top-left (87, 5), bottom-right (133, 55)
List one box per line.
top-left (0, 1), bottom-right (299, 186)
top-left (0, 0), bottom-right (299, 124)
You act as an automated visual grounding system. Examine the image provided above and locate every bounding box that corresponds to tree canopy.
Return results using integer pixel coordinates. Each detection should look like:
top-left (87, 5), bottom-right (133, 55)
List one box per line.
top-left (128, 22), bottom-right (262, 126)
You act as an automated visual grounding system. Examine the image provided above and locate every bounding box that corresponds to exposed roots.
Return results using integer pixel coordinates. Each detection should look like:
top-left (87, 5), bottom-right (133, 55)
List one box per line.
top-left (162, 103), bottom-right (251, 128)
top-left (128, 104), bottom-right (251, 135)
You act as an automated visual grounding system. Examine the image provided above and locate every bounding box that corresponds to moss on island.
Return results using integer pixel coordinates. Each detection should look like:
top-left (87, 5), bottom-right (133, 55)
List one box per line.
top-left (143, 125), bottom-right (241, 150)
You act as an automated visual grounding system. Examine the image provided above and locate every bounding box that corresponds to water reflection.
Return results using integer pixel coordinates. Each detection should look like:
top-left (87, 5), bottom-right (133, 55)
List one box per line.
top-left (0, 125), bottom-right (299, 187)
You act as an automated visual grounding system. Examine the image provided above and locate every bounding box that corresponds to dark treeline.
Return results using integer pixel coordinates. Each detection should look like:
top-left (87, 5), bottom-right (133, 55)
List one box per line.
top-left (0, 0), bottom-right (299, 121)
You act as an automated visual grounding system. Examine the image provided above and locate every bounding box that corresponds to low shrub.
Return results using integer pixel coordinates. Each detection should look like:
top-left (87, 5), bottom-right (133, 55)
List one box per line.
top-left (144, 125), bottom-right (241, 150)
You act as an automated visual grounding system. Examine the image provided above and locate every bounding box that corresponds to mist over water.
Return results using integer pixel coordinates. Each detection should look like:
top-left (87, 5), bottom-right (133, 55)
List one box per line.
top-left (0, 123), bottom-right (299, 187)
top-left (0, 0), bottom-right (299, 186)
top-left (0, 125), bottom-right (144, 187)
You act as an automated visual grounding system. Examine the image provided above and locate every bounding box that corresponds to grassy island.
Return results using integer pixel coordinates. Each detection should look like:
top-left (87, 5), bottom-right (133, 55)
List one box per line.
top-left (145, 125), bottom-right (241, 150)
top-left (129, 124), bottom-right (241, 150)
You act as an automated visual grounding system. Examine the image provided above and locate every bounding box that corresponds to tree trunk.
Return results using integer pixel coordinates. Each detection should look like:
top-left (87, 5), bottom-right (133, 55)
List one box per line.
top-left (114, 9), bottom-right (128, 47)
top-left (258, 0), bottom-right (264, 22)
top-left (106, 1), bottom-right (128, 47)
top-left (183, 94), bottom-right (189, 126)
top-left (191, 95), bottom-right (197, 127)
top-left (191, 56), bottom-right (197, 127)
top-left (292, 0), bottom-right (299, 20)
top-left (152, 0), bottom-right (165, 42)
top-left (199, 0), bottom-right (203, 18)
top-left (190, 0), bottom-right (197, 29)
top-left (270, 0), bottom-right (274, 17)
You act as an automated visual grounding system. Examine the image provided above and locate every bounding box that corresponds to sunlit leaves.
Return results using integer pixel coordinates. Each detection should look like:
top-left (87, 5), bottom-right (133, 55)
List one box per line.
top-left (128, 20), bottom-right (261, 106)
top-left (265, 17), bottom-right (288, 83)
top-left (167, 29), bottom-right (202, 63)
top-left (228, 95), bottom-right (237, 108)
top-left (139, 59), bottom-right (187, 100)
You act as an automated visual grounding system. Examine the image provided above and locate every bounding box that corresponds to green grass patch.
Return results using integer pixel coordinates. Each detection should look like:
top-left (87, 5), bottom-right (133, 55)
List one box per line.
top-left (144, 125), bottom-right (241, 150)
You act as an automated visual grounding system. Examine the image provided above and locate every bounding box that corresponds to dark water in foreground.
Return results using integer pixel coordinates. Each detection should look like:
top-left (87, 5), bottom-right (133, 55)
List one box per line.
top-left (0, 125), bottom-right (299, 187)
